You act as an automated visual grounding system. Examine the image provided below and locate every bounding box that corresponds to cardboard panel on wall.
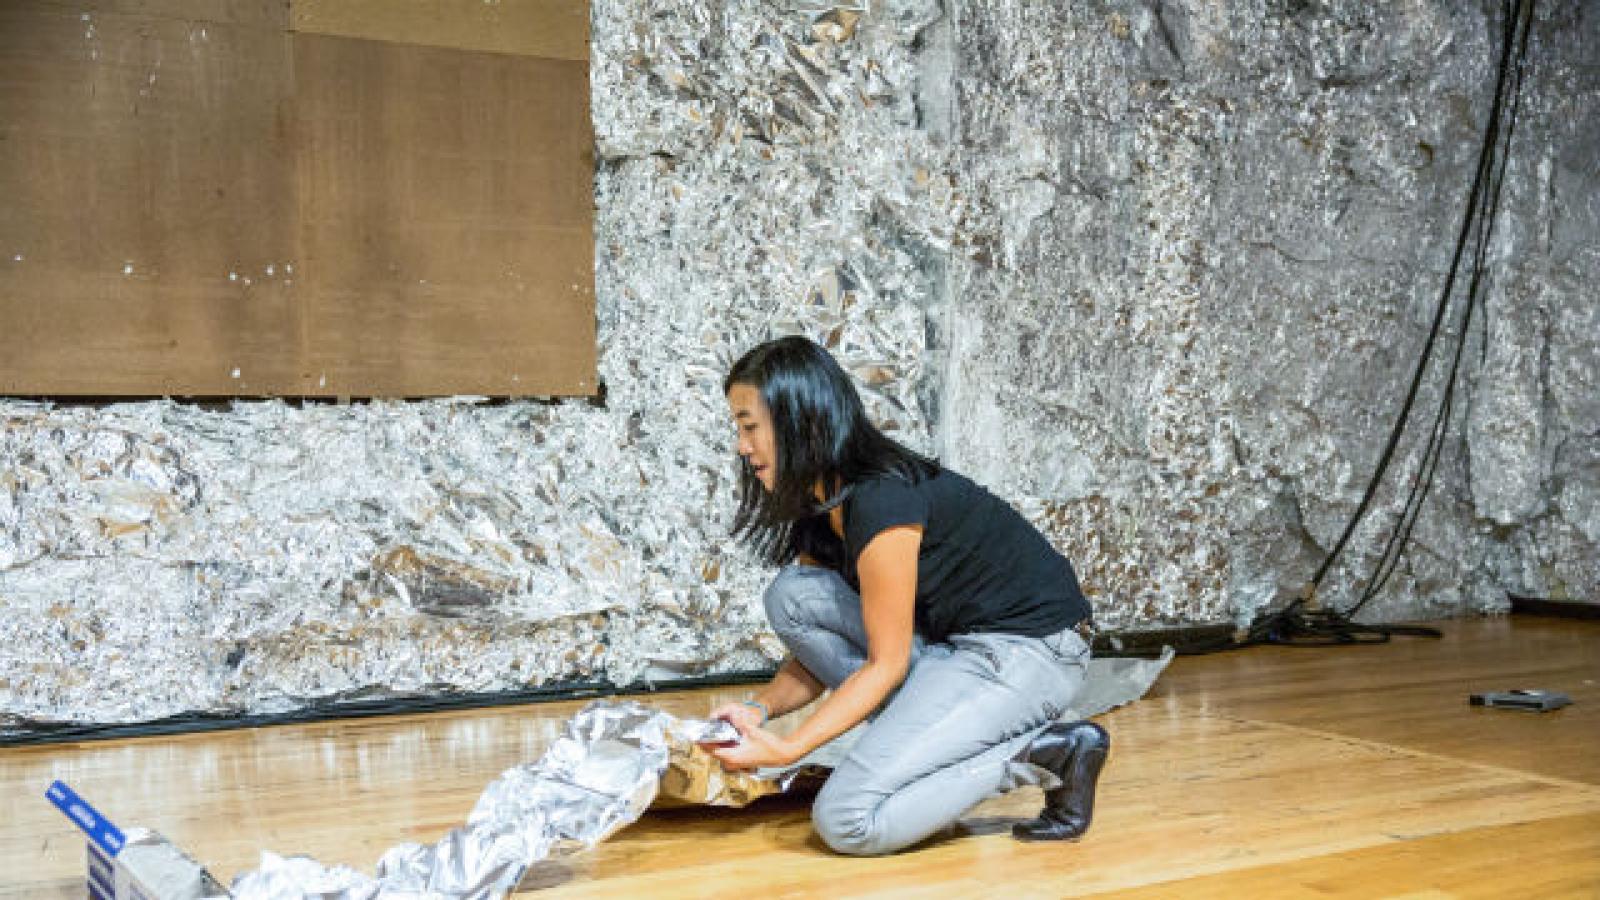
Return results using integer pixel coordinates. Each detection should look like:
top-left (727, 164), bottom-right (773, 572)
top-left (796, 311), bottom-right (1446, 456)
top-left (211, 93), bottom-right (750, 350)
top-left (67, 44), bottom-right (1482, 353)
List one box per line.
top-left (292, 0), bottom-right (589, 60)
top-left (0, 0), bottom-right (595, 397)
top-left (0, 2), bottom-right (303, 395)
top-left (293, 34), bottom-right (596, 398)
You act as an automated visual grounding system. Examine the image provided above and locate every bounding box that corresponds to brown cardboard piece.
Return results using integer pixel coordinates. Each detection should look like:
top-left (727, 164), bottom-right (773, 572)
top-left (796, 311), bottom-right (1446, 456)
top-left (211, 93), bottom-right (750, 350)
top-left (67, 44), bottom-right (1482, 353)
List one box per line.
top-left (292, 0), bottom-right (589, 60)
top-left (293, 33), bottom-right (595, 398)
top-left (0, 0), bottom-right (595, 398)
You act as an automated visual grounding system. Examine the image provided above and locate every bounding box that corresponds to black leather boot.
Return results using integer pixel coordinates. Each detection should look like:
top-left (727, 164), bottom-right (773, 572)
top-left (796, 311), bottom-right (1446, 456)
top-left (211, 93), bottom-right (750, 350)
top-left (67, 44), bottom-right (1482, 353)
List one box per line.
top-left (1012, 720), bottom-right (1110, 842)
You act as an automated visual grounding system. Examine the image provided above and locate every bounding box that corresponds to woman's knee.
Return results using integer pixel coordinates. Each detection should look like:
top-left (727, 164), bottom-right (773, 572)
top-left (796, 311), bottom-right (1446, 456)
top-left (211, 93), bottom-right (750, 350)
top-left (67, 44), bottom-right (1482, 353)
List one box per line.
top-left (762, 565), bottom-right (835, 634)
top-left (812, 789), bottom-right (899, 857)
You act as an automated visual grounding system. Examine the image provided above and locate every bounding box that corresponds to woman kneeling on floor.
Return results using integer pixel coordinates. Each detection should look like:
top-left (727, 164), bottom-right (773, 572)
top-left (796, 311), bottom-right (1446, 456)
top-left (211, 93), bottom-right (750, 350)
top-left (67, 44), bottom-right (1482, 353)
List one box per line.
top-left (708, 335), bottom-right (1111, 856)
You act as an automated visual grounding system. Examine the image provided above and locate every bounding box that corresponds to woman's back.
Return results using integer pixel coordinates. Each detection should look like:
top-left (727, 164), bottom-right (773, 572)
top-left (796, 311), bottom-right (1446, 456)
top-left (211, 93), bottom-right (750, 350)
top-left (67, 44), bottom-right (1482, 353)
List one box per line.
top-left (831, 468), bottom-right (1091, 642)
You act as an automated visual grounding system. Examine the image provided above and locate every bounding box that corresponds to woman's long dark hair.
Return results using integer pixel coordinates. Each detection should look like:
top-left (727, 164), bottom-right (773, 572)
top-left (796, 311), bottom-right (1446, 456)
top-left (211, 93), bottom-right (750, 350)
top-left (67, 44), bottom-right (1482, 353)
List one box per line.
top-left (723, 335), bottom-right (938, 566)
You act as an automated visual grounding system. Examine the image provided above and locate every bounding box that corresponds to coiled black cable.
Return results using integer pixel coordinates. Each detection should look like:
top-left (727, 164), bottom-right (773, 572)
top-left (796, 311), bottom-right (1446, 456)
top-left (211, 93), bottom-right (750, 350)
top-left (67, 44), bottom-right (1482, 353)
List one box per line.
top-left (1251, 0), bottom-right (1537, 649)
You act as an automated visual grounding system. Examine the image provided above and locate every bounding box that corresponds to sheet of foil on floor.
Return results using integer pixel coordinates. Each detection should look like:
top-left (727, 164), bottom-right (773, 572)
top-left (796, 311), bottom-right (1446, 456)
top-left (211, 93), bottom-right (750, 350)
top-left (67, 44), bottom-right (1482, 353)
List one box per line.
top-left (1061, 648), bottom-right (1175, 722)
top-left (229, 651), bottom-right (1169, 897)
top-left (230, 701), bottom-right (748, 899)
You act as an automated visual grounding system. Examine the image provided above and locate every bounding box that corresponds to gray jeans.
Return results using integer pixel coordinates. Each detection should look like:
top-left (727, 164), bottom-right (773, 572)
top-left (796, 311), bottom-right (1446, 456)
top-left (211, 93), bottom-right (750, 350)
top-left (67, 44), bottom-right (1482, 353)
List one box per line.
top-left (763, 565), bottom-right (1091, 856)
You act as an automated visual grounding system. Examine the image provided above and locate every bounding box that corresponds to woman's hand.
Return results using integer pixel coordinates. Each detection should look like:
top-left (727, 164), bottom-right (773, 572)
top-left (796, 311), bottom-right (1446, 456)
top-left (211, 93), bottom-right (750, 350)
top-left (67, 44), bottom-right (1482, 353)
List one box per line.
top-left (709, 719), bottom-right (803, 771)
top-left (709, 700), bottom-right (765, 734)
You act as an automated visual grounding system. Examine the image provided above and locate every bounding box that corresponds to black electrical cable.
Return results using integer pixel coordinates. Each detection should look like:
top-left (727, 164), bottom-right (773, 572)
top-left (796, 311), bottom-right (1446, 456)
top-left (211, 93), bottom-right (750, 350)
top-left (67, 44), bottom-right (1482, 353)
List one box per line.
top-left (1250, 0), bottom-right (1537, 648)
top-left (1168, 0), bottom-right (1537, 656)
top-left (1351, 0), bottom-right (1534, 617)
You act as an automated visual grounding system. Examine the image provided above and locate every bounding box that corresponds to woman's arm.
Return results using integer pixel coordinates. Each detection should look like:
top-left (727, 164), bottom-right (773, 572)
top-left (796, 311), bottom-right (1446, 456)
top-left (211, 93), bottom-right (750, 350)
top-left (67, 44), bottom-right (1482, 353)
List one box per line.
top-left (713, 525), bottom-right (921, 768)
top-left (709, 548), bottom-right (833, 728)
top-left (759, 656), bottom-right (826, 717)
top-left (782, 525), bottom-right (919, 752)
top-left (710, 656), bottom-right (824, 730)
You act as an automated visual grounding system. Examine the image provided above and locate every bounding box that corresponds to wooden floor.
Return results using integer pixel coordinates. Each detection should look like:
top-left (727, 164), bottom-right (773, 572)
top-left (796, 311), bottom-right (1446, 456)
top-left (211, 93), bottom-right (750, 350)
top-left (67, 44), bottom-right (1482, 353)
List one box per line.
top-left (3, 616), bottom-right (1597, 897)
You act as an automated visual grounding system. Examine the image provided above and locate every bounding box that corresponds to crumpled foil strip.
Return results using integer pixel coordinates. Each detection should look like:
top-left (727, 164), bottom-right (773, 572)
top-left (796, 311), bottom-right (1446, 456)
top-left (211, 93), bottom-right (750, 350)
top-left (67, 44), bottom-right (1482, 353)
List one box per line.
top-left (229, 653), bottom-right (1171, 898)
top-left (231, 701), bottom-right (758, 898)
top-left (1063, 648), bottom-right (1174, 723)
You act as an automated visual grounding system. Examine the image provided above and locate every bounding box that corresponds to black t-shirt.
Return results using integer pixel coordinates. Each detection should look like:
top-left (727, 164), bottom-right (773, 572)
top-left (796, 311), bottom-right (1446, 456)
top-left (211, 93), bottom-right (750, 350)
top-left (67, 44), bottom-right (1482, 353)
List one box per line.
top-left (813, 468), bottom-right (1091, 642)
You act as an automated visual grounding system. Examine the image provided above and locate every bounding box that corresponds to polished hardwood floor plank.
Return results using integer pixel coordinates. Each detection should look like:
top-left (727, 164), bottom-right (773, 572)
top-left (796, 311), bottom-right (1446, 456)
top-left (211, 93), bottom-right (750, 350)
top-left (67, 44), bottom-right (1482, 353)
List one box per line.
top-left (1152, 616), bottom-right (1600, 785)
top-left (1, 618), bottom-right (1596, 898)
top-left (553, 700), bottom-right (1600, 897)
top-left (1087, 812), bottom-right (1600, 900)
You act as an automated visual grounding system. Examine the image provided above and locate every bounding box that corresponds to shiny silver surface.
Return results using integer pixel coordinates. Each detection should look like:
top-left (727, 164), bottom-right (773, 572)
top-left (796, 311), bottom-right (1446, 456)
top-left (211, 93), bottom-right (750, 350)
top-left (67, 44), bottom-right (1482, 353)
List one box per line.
top-left (2, 1), bottom-right (1596, 736)
top-left (230, 701), bottom-right (753, 898)
top-left (227, 652), bottom-right (1170, 898)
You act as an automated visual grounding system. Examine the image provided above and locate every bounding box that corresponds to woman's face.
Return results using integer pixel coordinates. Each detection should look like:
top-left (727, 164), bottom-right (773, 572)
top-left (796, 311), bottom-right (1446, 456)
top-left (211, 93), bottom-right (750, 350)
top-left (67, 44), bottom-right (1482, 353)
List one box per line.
top-left (726, 382), bottom-right (777, 492)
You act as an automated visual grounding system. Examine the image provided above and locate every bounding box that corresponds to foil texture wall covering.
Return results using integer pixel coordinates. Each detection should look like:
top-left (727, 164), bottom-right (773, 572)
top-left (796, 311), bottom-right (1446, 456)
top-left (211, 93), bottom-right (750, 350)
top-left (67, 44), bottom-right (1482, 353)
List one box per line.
top-left (939, 0), bottom-right (1598, 626)
top-left (2, 0), bottom-right (955, 732)
top-left (2, 0), bottom-right (1597, 732)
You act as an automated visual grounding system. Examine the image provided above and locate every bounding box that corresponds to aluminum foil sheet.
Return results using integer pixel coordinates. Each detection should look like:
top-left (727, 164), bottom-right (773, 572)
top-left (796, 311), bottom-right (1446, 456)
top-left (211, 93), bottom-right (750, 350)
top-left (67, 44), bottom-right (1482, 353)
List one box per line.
top-left (229, 701), bottom-right (774, 898)
top-left (1063, 649), bottom-right (1175, 723)
top-left (939, 0), bottom-right (1598, 627)
top-left (230, 653), bottom-right (1169, 898)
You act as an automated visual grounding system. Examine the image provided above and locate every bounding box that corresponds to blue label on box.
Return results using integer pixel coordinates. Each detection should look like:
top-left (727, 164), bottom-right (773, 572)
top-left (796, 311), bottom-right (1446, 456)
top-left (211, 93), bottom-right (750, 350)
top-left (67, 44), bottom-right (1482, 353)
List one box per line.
top-left (45, 780), bottom-right (125, 857)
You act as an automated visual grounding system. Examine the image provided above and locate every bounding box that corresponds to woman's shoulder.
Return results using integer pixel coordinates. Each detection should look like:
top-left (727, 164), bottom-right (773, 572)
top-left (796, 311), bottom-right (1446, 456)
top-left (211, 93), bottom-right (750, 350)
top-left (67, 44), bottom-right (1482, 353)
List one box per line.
top-left (842, 466), bottom-right (952, 530)
top-left (849, 465), bottom-right (942, 499)
top-left (848, 468), bottom-right (1010, 532)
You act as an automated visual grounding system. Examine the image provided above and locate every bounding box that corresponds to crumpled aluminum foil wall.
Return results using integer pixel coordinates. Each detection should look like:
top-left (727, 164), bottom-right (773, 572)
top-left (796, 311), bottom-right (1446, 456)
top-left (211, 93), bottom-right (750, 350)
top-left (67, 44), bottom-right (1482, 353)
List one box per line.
top-left (2, 0), bottom-right (1597, 733)
top-left (0, 399), bottom-right (666, 728)
top-left (1, 0), bottom-right (958, 733)
top-left (939, 0), bottom-right (1598, 626)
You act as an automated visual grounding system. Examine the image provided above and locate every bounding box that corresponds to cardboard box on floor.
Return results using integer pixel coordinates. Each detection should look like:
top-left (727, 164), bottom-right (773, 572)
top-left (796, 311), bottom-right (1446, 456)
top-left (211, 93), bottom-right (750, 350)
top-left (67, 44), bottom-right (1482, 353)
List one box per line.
top-left (48, 781), bottom-right (229, 900)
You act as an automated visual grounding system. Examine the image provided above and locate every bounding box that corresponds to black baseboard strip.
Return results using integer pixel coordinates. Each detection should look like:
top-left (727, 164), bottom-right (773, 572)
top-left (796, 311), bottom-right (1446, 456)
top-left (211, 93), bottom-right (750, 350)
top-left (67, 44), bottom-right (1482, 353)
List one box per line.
top-left (1510, 595), bottom-right (1600, 620)
top-left (1093, 623), bottom-right (1235, 657)
top-left (1, 626), bottom-right (1228, 747)
top-left (0, 669), bottom-right (777, 748)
